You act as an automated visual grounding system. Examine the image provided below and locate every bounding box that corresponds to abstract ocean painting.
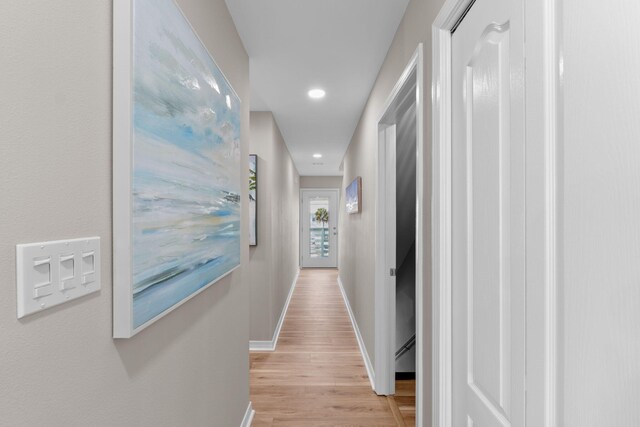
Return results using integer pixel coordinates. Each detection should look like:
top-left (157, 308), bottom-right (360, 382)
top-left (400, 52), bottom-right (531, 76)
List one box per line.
top-left (130, 0), bottom-right (241, 329)
top-left (346, 176), bottom-right (362, 214)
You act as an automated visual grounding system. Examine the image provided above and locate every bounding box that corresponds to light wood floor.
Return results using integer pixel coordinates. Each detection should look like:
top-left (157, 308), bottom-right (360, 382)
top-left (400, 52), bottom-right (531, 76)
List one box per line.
top-left (388, 379), bottom-right (416, 426)
top-left (250, 268), bottom-right (414, 426)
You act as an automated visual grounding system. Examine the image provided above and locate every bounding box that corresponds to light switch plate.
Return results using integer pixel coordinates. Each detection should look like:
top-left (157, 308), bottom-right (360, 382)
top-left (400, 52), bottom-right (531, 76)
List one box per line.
top-left (16, 237), bottom-right (101, 318)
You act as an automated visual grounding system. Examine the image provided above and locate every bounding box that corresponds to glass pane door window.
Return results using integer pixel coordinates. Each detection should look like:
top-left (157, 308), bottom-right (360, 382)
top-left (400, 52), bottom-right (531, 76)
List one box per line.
top-left (309, 197), bottom-right (330, 258)
top-left (301, 190), bottom-right (338, 268)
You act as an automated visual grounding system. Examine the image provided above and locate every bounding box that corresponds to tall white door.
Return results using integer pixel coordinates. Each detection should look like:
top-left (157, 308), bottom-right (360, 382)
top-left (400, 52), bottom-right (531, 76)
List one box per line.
top-left (451, 0), bottom-right (525, 425)
top-left (300, 189), bottom-right (338, 268)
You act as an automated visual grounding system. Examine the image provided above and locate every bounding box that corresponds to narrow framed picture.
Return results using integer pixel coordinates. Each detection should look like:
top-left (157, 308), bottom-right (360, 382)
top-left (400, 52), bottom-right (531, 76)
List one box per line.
top-left (113, 0), bottom-right (241, 338)
top-left (346, 176), bottom-right (362, 214)
top-left (249, 154), bottom-right (258, 246)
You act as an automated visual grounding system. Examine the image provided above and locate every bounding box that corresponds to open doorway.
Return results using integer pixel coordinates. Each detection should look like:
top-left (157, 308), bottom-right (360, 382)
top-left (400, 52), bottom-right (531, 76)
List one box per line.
top-left (375, 44), bottom-right (424, 425)
top-left (393, 78), bottom-right (418, 425)
top-left (394, 80), bottom-right (417, 379)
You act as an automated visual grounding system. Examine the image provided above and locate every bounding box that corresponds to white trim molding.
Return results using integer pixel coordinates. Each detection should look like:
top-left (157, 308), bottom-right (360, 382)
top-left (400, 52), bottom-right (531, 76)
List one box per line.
top-left (431, 2), bottom-right (464, 424)
top-left (249, 268), bottom-right (300, 352)
top-left (248, 340), bottom-right (276, 352)
top-left (543, 1), bottom-right (562, 426)
top-left (337, 275), bottom-right (375, 390)
top-left (240, 401), bottom-right (255, 427)
top-left (534, 0), bottom-right (562, 424)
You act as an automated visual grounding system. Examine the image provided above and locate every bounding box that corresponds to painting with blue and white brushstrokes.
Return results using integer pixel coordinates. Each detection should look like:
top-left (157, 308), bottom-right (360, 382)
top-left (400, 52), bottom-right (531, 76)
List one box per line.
top-left (345, 176), bottom-right (362, 214)
top-left (131, 0), bottom-right (241, 329)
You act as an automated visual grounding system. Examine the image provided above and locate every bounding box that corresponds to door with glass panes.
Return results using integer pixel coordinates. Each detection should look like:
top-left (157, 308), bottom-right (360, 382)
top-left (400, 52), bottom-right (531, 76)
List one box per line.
top-left (300, 189), bottom-right (338, 268)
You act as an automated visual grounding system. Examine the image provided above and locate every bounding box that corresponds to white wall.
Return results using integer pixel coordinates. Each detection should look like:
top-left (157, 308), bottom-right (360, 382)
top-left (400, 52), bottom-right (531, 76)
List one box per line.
top-left (248, 112), bottom-right (300, 342)
top-left (561, 1), bottom-right (640, 425)
top-left (338, 0), bottom-right (446, 419)
top-left (0, 1), bottom-right (251, 425)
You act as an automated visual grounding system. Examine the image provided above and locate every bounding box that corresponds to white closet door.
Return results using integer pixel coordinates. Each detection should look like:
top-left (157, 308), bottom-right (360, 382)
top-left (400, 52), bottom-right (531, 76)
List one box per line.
top-left (451, 0), bottom-right (526, 425)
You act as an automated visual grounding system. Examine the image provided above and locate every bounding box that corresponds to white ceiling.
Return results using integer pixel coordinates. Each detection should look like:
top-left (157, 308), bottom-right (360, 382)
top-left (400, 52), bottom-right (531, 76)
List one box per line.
top-left (225, 0), bottom-right (410, 176)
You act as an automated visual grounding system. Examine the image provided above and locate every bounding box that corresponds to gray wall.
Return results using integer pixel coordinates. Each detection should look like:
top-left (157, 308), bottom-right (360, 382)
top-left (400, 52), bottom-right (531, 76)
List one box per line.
top-left (0, 1), bottom-right (251, 425)
top-left (338, 0), bottom-right (446, 420)
top-left (248, 112), bottom-right (300, 341)
top-left (300, 176), bottom-right (343, 189)
top-left (561, 1), bottom-right (640, 425)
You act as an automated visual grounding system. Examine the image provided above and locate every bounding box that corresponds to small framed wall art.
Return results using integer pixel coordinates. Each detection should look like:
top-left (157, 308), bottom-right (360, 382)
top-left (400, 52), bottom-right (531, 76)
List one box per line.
top-left (345, 176), bottom-right (362, 214)
top-left (249, 154), bottom-right (258, 246)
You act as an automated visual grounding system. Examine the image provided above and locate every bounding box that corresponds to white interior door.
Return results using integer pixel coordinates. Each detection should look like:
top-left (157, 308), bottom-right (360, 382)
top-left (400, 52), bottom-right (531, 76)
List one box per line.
top-left (384, 125), bottom-right (397, 391)
top-left (451, 0), bottom-right (525, 425)
top-left (300, 189), bottom-right (338, 268)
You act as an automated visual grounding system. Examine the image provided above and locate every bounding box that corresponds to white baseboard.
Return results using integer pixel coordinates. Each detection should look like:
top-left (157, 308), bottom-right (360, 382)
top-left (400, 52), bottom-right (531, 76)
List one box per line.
top-left (249, 268), bottom-right (300, 352)
top-left (240, 401), bottom-right (255, 427)
top-left (248, 340), bottom-right (275, 351)
top-left (337, 275), bottom-right (375, 390)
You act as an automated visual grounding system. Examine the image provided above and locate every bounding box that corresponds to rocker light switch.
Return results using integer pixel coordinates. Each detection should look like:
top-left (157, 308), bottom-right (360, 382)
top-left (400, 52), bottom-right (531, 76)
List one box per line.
top-left (60, 254), bottom-right (74, 280)
top-left (16, 237), bottom-right (101, 318)
top-left (32, 257), bottom-right (51, 287)
top-left (59, 253), bottom-right (76, 291)
top-left (82, 251), bottom-right (95, 285)
top-left (82, 251), bottom-right (95, 272)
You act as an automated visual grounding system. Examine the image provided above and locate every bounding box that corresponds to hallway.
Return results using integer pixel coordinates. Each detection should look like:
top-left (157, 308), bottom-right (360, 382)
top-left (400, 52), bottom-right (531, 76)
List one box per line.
top-left (250, 269), bottom-right (413, 426)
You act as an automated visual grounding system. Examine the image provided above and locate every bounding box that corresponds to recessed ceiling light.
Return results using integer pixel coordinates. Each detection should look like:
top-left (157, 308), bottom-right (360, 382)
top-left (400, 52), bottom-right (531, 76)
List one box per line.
top-left (313, 153), bottom-right (323, 158)
top-left (308, 88), bottom-right (326, 99)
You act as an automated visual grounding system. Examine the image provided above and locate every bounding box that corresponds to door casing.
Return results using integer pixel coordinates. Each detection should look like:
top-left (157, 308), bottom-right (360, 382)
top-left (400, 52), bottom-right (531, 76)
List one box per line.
top-left (375, 43), bottom-right (425, 426)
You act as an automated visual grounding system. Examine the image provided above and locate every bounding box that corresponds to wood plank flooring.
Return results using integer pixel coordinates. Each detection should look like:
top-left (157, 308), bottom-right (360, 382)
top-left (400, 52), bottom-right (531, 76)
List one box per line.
top-left (389, 380), bottom-right (416, 426)
top-left (250, 268), bottom-right (403, 426)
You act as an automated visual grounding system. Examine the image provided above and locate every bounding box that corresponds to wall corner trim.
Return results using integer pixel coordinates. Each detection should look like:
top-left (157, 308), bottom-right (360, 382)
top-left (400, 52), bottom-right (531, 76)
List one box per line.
top-left (240, 401), bottom-right (255, 427)
top-left (337, 275), bottom-right (376, 390)
top-left (249, 268), bottom-right (300, 352)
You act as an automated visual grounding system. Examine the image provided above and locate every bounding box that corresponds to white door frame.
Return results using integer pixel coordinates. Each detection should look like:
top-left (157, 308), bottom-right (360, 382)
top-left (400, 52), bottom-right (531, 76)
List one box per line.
top-left (375, 44), bottom-right (424, 424)
top-left (300, 188), bottom-right (340, 268)
top-left (431, 0), bottom-right (562, 425)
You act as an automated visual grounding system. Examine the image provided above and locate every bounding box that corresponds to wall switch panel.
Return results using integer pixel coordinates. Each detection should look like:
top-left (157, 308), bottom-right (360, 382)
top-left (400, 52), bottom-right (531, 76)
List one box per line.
top-left (16, 237), bottom-right (101, 318)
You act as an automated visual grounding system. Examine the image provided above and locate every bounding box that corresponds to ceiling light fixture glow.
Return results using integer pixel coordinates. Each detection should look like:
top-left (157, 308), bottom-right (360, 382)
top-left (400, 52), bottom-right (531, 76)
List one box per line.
top-left (308, 88), bottom-right (326, 99)
top-left (313, 153), bottom-right (323, 158)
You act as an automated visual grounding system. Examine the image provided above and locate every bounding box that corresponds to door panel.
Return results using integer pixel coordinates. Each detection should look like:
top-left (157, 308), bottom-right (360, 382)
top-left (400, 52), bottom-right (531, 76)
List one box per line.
top-left (452, 0), bottom-right (525, 425)
top-left (301, 190), bottom-right (338, 268)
